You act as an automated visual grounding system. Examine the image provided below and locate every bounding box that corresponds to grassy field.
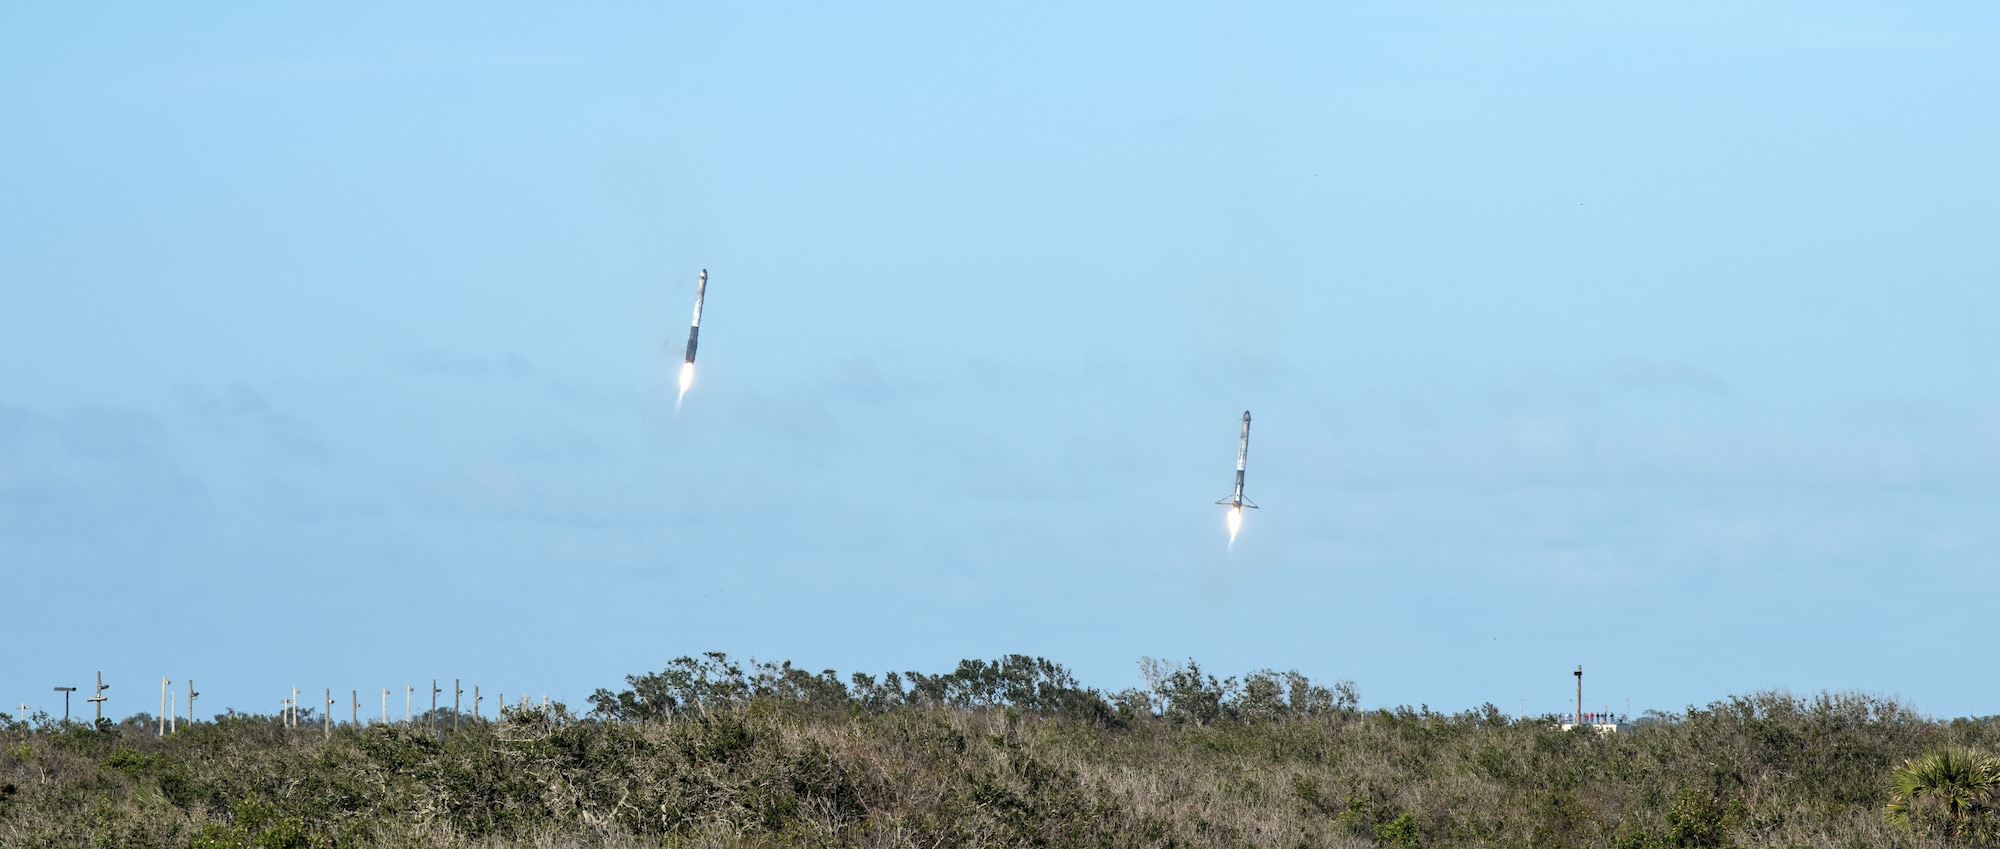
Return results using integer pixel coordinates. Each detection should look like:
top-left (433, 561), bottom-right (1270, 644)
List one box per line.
top-left (3, 657), bottom-right (1997, 848)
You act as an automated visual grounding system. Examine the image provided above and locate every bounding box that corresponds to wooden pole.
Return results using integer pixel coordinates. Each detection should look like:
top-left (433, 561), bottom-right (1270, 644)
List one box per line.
top-left (323, 689), bottom-right (332, 739)
top-left (88, 672), bottom-right (108, 723)
top-left (159, 678), bottom-right (169, 735)
top-left (453, 679), bottom-right (462, 731)
top-left (351, 690), bottom-right (359, 727)
top-left (187, 680), bottom-right (197, 728)
top-left (382, 688), bottom-right (389, 725)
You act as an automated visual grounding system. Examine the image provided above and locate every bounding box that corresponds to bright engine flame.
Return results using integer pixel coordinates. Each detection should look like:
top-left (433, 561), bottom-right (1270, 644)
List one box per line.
top-left (676, 362), bottom-right (695, 409)
top-left (1225, 505), bottom-right (1243, 548)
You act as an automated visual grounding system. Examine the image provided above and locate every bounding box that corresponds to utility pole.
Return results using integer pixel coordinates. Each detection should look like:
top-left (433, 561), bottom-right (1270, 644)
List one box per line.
top-left (53, 687), bottom-right (75, 722)
top-left (453, 679), bottom-right (462, 731)
top-left (159, 678), bottom-right (170, 735)
top-left (169, 689), bottom-right (177, 735)
top-left (351, 690), bottom-right (359, 727)
top-left (13, 703), bottom-right (26, 722)
top-left (405, 686), bottom-right (413, 723)
top-left (323, 690), bottom-right (333, 739)
top-left (88, 672), bottom-right (108, 723)
top-left (187, 680), bottom-right (197, 727)
top-left (1573, 665), bottom-right (1583, 725)
top-left (473, 685), bottom-right (481, 721)
top-left (382, 688), bottom-right (389, 725)
top-left (430, 680), bottom-right (441, 731)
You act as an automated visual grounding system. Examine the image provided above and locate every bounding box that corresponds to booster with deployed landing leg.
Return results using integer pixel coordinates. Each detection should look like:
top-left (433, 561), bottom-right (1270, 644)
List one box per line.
top-left (1217, 410), bottom-right (1256, 511)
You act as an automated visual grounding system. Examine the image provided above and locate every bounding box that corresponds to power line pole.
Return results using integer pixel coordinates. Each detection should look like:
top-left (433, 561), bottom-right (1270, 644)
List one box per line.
top-left (430, 680), bottom-right (440, 731)
top-left (381, 688), bottom-right (389, 725)
top-left (53, 687), bottom-right (75, 722)
top-left (453, 679), bottom-right (462, 731)
top-left (159, 678), bottom-right (170, 735)
top-left (187, 680), bottom-right (198, 727)
top-left (473, 685), bottom-right (481, 721)
top-left (351, 690), bottom-right (359, 727)
top-left (169, 689), bottom-right (177, 735)
top-left (323, 689), bottom-right (332, 739)
top-left (291, 687), bottom-right (301, 729)
top-left (88, 672), bottom-right (108, 723)
top-left (405, 686), bottom-right (413, 723)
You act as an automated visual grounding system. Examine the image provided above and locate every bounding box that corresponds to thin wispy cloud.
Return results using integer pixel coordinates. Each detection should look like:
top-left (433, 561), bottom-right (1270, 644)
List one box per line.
top-left (389, 350), bottom-right (535, 380)
top-left (177, 383), bottom-right (332, 461)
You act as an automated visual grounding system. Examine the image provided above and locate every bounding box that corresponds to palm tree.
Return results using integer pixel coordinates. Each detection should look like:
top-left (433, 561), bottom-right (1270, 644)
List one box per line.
top-left (1885, 747), bottom-right (2000, 837)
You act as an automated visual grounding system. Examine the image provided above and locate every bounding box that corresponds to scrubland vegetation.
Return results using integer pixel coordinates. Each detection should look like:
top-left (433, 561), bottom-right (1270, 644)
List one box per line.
top-left (4, 654), bottom-right (1999, 848)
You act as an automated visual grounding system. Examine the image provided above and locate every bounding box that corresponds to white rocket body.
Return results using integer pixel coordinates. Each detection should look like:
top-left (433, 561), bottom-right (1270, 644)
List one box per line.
top-left (1217, 411), bottom-right (1256, 510)
top-left (683, 269), bottom-right (707, 364)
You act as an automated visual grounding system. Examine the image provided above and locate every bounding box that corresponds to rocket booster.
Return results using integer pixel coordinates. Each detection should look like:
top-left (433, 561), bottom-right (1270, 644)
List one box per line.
top-left (683, 269), bottom-right (708, 364)
top-left (1216, 411), bottom-right (1257, 510)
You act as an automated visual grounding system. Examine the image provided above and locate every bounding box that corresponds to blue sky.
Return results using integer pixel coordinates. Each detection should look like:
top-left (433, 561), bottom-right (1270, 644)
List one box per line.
top-left (4, 3), bottom-right (1998, 722)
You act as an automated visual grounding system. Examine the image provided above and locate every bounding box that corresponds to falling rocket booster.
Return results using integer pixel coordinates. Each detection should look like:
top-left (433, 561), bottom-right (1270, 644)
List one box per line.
top-left (683, 269), bottom-right (708, 365)
top-left (1216, 411), bottom-right (1257, 511)
top-left (675, 270), bottom-right (708, 408)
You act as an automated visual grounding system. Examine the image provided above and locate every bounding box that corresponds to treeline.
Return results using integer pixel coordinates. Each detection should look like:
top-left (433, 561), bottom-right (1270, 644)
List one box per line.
top-left (2, 654), bottom-right (1999, 848)
top-left (584, 653), bottom-right (1358, 725)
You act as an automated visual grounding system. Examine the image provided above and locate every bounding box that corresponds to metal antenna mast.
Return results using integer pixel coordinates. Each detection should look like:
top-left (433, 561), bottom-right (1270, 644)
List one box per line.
top-left (87, 672), bottom-right (108, 723)
top-left (1573, 666), bottom-right (1583, 724)
top-left (53, 687), bottom-right (75, 722)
